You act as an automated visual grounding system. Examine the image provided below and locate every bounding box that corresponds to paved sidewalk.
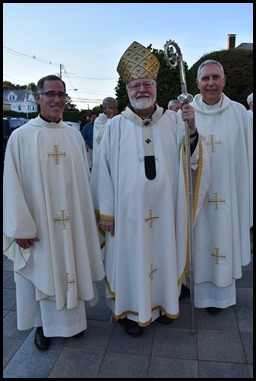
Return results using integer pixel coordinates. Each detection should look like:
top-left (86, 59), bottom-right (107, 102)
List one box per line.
top-left (3, 254), bottom-right (253, 378)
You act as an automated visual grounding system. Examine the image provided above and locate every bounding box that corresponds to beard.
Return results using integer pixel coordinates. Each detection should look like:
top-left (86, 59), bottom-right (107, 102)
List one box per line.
top-left (130, 94), bottom-right (156, 110)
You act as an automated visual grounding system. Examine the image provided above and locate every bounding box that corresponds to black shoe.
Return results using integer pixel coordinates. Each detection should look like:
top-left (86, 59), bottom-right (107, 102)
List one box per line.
top-left (117, 317), bottom-right (129, 325)
top-left (180, 284), bottom-right (190, 299)
top-left (123, 319), bottom-right (143, 337)
top-left (206, 307), bottom-right (222, 315)
top-left (34, 327), bottom-right (51, 351)
top-left (72, 331), bottom-right (85, 339)
top-left (156, 314), bottom-right (173, 325)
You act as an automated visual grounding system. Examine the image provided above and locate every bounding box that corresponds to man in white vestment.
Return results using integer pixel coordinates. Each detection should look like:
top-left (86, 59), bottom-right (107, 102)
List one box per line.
top-left (246, 92), bottom-right (253, 121)
top-left (90, 41), bottom-right (210, 337)
top-left (187, 60), bottom-right (253, 314)
top-left (3, 75), bottom-right (105, 351)
top-left (168, 99), bottom-right (182, 112)
top-left (92, 97), bottom-right (118, 166)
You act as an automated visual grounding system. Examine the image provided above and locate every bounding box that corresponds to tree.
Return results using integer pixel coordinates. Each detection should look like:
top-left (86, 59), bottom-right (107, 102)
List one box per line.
top-left (27, 82), bottom-right (37, 93)
top-left (3, 81), bottom-right (28, 90)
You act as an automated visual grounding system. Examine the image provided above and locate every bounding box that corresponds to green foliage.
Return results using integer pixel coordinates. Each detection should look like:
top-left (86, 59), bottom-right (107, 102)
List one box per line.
top-left (114, 78), bottom-right (129, 113)
top-left (188, 49), bottom-right (253, 107)
top-left (3, 81), bottom-right (28, 90)
top-left (152, 47), bottom-right (188, 109)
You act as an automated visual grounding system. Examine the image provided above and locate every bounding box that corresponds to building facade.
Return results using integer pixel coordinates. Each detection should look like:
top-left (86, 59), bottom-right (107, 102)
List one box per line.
top-left (3, 89), bottom-right (38, 114)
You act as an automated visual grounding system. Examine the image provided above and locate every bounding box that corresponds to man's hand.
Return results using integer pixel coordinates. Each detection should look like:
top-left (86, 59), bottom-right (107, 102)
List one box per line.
top-left (181, 103), bottom-right (196, 131)
top-left (99, 219), bottom-right (115, 236)
top-left (15, 237), bottom-right (40, 249)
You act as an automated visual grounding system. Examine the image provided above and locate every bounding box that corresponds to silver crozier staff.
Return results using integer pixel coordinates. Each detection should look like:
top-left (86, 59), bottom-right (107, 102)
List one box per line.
top-left (164, 39), bottom-right (196, 334)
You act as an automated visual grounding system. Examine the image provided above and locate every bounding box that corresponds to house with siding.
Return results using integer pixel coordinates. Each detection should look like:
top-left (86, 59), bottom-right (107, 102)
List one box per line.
top-left (3, 89), bottom-right (38, 114)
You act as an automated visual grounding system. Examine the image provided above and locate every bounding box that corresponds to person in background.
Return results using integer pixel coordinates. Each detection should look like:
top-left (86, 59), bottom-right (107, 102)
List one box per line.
top-left (168, 98), bottom-right (182, 112)
top-left (247, 92), bottom-right (253, 121)
top-left (92, 97), bottom-right (118, 165)
top-left (3, 74), bottom-right (105, 351)
top-left (81, 111), bottom-right (99, 170)
top-left (90, 41), bottom-right (210, 337)
top-left (187, 59), bottom-right (253, 315)
top-left (246, 92), bottom-right (253, 250)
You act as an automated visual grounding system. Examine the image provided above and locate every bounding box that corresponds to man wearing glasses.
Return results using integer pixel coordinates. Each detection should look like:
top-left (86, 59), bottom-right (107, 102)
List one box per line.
top-left (3, 75), bottom-right (105, 351)
top-left (90, 42), bottom-right (210, 337)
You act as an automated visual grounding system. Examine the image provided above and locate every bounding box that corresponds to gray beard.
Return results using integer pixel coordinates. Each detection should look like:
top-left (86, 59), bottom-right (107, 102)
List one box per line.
top-left (130, 95), bottom-right (156, 110)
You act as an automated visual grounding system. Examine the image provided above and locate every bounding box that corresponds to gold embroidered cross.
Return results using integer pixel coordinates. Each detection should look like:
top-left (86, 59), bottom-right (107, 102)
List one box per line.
top-left (53, 210), bottom-right (70, 229)
top-left (211, 247), bottom-right (226, 264)
top-left (48, 145), bottom-right (66, 164)
top-left (208, 192), bottom-right (225, 209)
top-left (207, 135), bottom-right (222, 152)
top-left (149, 264), bottom-right (157, 281)
top-left (145, 209), bottom-right (159, 228)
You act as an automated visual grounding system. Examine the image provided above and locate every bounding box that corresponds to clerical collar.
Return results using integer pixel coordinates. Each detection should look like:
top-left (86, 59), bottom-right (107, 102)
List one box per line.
top-left (39, 114), bottom-right (61, 123)
top-left (128, 104), bottom-right (156, 120)
top-left (202, 98), bottom-right (221, 106)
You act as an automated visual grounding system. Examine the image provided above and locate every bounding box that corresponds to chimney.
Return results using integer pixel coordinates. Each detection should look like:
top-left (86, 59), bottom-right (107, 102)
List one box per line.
top-left (227, 34), bottom-right (236, 50)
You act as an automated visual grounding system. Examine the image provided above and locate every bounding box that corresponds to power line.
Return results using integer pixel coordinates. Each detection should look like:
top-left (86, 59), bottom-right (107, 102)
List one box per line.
top-left (3, 45), bottom-right (60, 67)
top-left (3, 44), bottom-right (118, 80)
top-left (3, 43), bottom-right (117, 108)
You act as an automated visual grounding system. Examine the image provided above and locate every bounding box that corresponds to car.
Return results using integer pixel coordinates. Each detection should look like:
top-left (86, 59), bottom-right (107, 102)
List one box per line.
top-left (3, 117), bottom-right (29, 165)
top-left (65, 121), bottom-right (81, 131)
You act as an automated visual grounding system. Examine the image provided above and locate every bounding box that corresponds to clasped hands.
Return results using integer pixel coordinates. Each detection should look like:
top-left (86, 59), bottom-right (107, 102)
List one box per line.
top-left (99, 219), bottom-right (115, 236)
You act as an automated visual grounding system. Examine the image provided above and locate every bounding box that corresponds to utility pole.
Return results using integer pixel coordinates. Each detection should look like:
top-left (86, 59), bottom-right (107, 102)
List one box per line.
top-left (59, 64), bottom-right (64, 78)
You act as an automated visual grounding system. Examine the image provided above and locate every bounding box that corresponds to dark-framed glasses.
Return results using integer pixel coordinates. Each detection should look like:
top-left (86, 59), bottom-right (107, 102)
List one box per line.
top-left (39, 91), bottom-right (68, 99)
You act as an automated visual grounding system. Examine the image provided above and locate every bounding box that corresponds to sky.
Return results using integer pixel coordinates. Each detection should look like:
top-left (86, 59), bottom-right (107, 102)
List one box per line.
top-left (3, 3), bottom-right (253, 110)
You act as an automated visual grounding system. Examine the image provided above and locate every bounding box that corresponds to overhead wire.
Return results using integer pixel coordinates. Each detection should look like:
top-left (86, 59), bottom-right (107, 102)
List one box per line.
top-left (4, 43), bottom-right (117, 107)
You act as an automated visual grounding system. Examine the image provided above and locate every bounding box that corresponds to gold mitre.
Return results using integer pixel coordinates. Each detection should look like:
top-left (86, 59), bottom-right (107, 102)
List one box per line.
top-left (117, 41), bottom-right (160, 84)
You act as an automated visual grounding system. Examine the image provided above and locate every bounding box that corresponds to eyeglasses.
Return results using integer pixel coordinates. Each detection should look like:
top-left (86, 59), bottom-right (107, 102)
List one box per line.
top-left (39, 91), bottom-right (68, 99)
top-left (127, 81), bottom-right (155, 91)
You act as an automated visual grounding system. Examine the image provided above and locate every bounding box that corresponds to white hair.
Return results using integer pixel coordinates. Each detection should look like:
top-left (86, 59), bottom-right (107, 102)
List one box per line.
top-left (168, 99), bottom-right (180, 108)
top-left (197, 59), bottom-right (225, 79)
top-left (247, 92), bottom-right (253, 106)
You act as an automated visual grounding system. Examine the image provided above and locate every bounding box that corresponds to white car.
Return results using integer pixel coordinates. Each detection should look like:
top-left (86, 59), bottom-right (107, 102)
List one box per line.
top-left (65, 121), bottom-right (80, 131)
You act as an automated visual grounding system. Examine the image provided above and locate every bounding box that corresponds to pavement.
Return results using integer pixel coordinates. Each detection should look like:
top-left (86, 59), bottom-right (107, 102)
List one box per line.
top-left (3, 252), bottom-right (253, 378)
